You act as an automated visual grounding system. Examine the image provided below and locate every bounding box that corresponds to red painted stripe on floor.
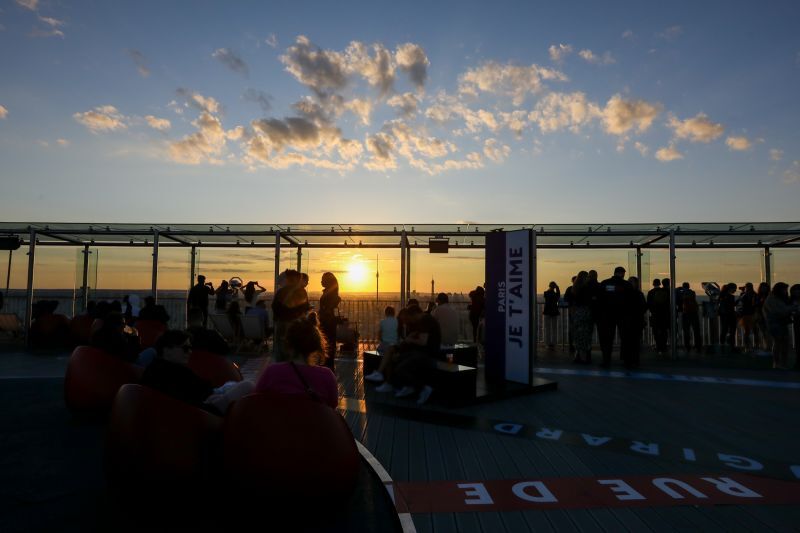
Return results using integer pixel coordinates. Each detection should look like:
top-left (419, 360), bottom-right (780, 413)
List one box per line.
top-left (393, 473), bottom-right (800, 513)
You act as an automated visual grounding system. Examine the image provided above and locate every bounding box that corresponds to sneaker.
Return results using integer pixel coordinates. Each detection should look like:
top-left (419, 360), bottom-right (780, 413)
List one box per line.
top-left (375, 382), bottom-right (394, 393)
top-left (394, 386), bottom-right (415, 398)
top-left (364, 370), bottom-right (384, 382)
top-left (416, 385), bottom-right (433, 405)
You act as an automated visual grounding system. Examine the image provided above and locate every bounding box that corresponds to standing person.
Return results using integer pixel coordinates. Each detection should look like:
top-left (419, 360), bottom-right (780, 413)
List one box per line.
top-left (754, 282), bottom-right (771, 351)
top-left (243, 280), bottom-right (267, 311)
top-left (563, 276), bottom-right (577, 355)
top-left (187, 275), bottom-right (214, 327)
top-left (467, 286), bottom-right (485, 343)
top-left (542, 281), bottom-right (561, 349)
top-left (763, 283), bottom-right (793, 369)
top-left (680, 282), bottom-right (703, 353)
top-left (627, 276), bottom-right (648, 369)
top-left (571, 271), bottom-right (594, 364)
top-left (648, 279), bottom-right (670, 356)
top-left (597, 267), bottom-right (634, 368)
top-left (318, 272), bottom-right (341, 372)
top-left (431, 292), bottom-right (459, 346)
top-left (718, 283), bottom-right (738, 351)
top-left (271, 270), bottom-right (311, 363)
top-left (214, 280), bottom-right (231, 313)
top-left (588, 270), bottom-right (602, 341)
top-left (789, 284), bottom-right (800, 370)
top-left (646, 279), bottom-right (661, 349)
top-left (737, 282), bottom-right (757, 351)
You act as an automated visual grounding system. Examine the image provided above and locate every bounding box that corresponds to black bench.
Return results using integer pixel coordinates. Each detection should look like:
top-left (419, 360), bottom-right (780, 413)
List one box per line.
top-left (438, 343), bottom-right (479, 367)
top-left (362, 350), bottom-right (382, 376)
top-left (432, 361), bottom-right (477, 406)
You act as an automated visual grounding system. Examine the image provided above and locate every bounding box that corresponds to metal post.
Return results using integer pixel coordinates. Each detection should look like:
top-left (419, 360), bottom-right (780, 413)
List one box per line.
top-left (5, 249), bottom-right (12, 297)
top-left (189, 245), bottom-right (196, 290)
top-left (764, 246), bottom-right (772, 287)
top-left (636, 246), bottom-right (642, 283)
top-left (81, 244), bottom-right (90, 312)
top-left (151, 230), bottom-right (159, 302)
top-left (531, 230), bottom-right (538, 372)
top-left (669, 230), bottom-right (677, 360)
top-left (24, 229), bottom-right (36, 345)
top-left (274, 231), bottom-right (281, 292)
top-left (296, 246), bottom-right (302, 273)
top-left (406, 242), bottom-right (411, 301)
top-left (400, 231), bottom-right (407, 308)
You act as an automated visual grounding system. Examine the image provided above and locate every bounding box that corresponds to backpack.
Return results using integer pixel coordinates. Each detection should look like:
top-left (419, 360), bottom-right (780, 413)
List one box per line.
top-left (652, 288), bottom-right (669, 308)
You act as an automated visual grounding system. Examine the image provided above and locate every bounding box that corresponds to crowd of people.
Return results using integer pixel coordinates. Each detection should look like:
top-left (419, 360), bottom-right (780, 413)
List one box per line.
top-left (556, 269), bottom-right (800, 370)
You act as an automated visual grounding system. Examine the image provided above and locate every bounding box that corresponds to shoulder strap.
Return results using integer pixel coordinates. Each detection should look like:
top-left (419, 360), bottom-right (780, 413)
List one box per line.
top-left (288, 361), bottom-right (322, 403)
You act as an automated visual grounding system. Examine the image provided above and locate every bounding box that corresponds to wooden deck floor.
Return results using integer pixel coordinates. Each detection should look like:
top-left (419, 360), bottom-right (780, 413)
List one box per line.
top-left (332, 347), bottom-right (800, 532)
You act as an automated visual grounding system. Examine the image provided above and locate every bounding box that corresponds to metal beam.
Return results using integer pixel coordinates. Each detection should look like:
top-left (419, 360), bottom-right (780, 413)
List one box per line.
top-left (24, 229), bottom-right (36, 345)
top-left (770, 234), bottom-right (800, 247)
top-left (274, 231), bottom-right (281, 292)
top-left (640, 233), bottom-right (669, 246)
top-left (81, 244), bottom-right (90, 312)
top-left (151, 230), bottom-right (159, 301)
top-left (37, 231), bottom-right (84, 245)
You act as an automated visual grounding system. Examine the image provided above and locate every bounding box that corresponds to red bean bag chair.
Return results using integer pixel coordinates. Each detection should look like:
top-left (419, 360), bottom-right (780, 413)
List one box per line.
top-left (105, 384), bottom-right (223, 493)
top-left (30, 313), bottom-right (71, 348)
top-left (222, 392), bottom-right (360, 503)
top-left (69, 314), bottom-right (94, 346)
top-left (64, 346), bottom-right (142, 413)
top-left (188, 350), bottom-right (242, 388)
top-left (134, 319), bottom-right (167, 349)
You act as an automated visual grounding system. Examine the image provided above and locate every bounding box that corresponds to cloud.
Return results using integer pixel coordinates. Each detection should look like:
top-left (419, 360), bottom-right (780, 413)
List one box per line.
top-left (483, 139), bottom-right (510, 162)
top-left (73, 105), bottom-right (127, 132)
top-left (784, 161), bottom-right (800, 184)
top-left (424, 91), bottom-right (498, 133)
top-left (395, 43), bottom-right (429, 92)
top-left (770, 148), bottom-right (783, 161)
top-left (528, 91), bottom-right (601, 133)
top-left (168, 112), bottom-right (227, 165)
top-left (56, 138), bottom-right (69, 146)
top-left (655, 144), bottom-right (683, 162)
top-left (634, 141), bottom-right (648, 156)
top-left (387, 92), bottom-right (419, 117)
top-left (386, 120), bottom-right (454, 160)
top-left (498, 110), bottom-right (529, 136)
top-left (242, 88), bottom-right (273, 113)
top-left (15, 0), bottom-right (37, 10)
top-left (212, 48), bottom-right (249, 76)
top-left (347, 42), bottom-right (396, 96)
top-left (601, 94), bottom-right (661, 135)
top-left (265, 33), bottom-right (277, 48)
top-left (621, 29), bottom-right (634, 39)
top-left (0, 105), bottom-right (7, 119)
top-left (657, 25), bottom-right (683, 40)
top-left (344, 98), bottom-right (373, 125)
top-left (578, 49), bottom-right (616, 65)
top-left (458, 61), bottom-right (567, 105)
top-left (725, 136), bottom-right (751, 151)
top-left (176, 88), bottom-right (221, 114)
top-left (127, 49), bottom-right (150, 77)
top-left (548, 44), bottom-right (573, 63)
top-left (280, 35), bottom-right (349, 96)
top-left (145, 115), bottom-right (171, 131)
top-left (31, 15), bottom-right (64, 37)
top-left (667, 112), bottom-right (724, 143)
top-left (364, 132), bottom-right (397, 170)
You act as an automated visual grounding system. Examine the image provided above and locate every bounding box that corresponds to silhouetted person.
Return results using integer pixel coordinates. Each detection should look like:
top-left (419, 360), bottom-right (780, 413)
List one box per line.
top-left (563, 276), bottom-right (577, 354)
top-left (186, 307), bottom-right (229, 355)
top-left (789, 284), bottom-right (800, 370)
top-left (432, 292), bottom-right (459, 346)
top-left (243, 280), bottom-right (266, 310)
top-left (679, 282), bottom-right (702, 352)
top-left (318, 272), bottom-right (341, 371)
top-left (214, 280), bottom-right (231, 313)
top-left (763, 283), bottom-right (792, 369)
top-left (467, 286), bottom-right (485, 342)
top-left (138, 296), bottom-right (170, 325)
top-left (598, 267), bottom-right (635, 368)
top-left (188, 275), bottom-right (214, 326)
top-left (718, 283), bottom-right (738, 350)
top-left (571, 271), bottom-right (594, 364)
top-left (737, 282), bottom-right (757, 350)
top-left (90, 312), bottom-right (139, 362)
top-left (543, 281), bottom-right (561, 349)
top-left (627, 276), bottom-right (648, 368)
top-left (271, 270), bottom-right (311, 362)
top-left (648, 279), bottom-right (670, 355)
top-left (754, 282), bottom-right (771, 350)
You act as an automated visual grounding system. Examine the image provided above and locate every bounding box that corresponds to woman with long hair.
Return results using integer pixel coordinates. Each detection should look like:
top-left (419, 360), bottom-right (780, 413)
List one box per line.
top-left (243, 280), bottom-right (267, 310)
top-left (255, 315), bottom-right (338, 408)
top-left (319, 272), bottom-right (341, 372)
top-left (571, 271), bottom-right (594, 364)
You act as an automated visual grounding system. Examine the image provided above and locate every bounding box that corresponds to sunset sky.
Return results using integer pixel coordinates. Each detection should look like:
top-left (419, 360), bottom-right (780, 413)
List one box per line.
top-left (1, 1), bottom-right (799, 293)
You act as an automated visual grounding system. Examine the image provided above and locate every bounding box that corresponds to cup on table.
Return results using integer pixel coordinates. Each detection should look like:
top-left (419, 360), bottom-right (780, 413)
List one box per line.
top-left (446, 353), bottom-right (454, 364)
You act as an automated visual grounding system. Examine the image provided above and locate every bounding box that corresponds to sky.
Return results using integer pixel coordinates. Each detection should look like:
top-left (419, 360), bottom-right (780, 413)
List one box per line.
top-left (1, 0), bottom-right (799, 294)
top-left (0, 0), bottom-right (798, 224)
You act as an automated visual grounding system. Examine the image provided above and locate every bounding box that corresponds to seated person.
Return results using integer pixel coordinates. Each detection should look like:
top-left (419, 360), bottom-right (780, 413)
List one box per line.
top-left (138, 296), bottom-right (170, 324)
top-left (245, 300), bottom-right (271, 336)
top-left (90, 312), bottom-right (140, 362)
top-left (187, 308), bottom-right (230, 355)
top-left (431, 292), bottom-right (459, 346)
top-left (29, 300), bottom-right (71, 348)
top-left (372, 304), bottom-right (440, 405)
top-left (364, 306), bottom-right (398, 382)
top-left (255, 315), bottom-right (338, 409)
top-left (140, 330), bottom-right (252, 414)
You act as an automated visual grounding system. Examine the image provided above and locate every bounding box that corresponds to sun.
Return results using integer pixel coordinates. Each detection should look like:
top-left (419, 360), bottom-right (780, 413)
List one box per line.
top-left (346, 261), bottom-right (368, 288)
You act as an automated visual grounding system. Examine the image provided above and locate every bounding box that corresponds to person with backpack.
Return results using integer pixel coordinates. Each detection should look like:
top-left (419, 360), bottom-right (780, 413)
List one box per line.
top-left (679, 282), bottom-right (702, 352)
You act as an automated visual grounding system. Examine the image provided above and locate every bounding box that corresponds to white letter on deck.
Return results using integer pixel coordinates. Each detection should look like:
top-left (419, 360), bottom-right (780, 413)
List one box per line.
top-left (701, 477), bottom-right (762, 498)
top-left (581, 434), bottom-right (611, 446)
top-left (494, 423), bottom-right (523, 435)
top-left (535, 428), bottom-right (563, 441)
top-left (512, 482), bottom-right (558, 503)
top-left (717, 454), bottom-right (764, 471)
top-left (457, 483), bottom-right (494, 505)
top-left (652, 478), bottom-right (708, 499)
top-left (598, 479), bottom-right (646, 501)
top-left (630, 441), bottom-right (659, 456)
